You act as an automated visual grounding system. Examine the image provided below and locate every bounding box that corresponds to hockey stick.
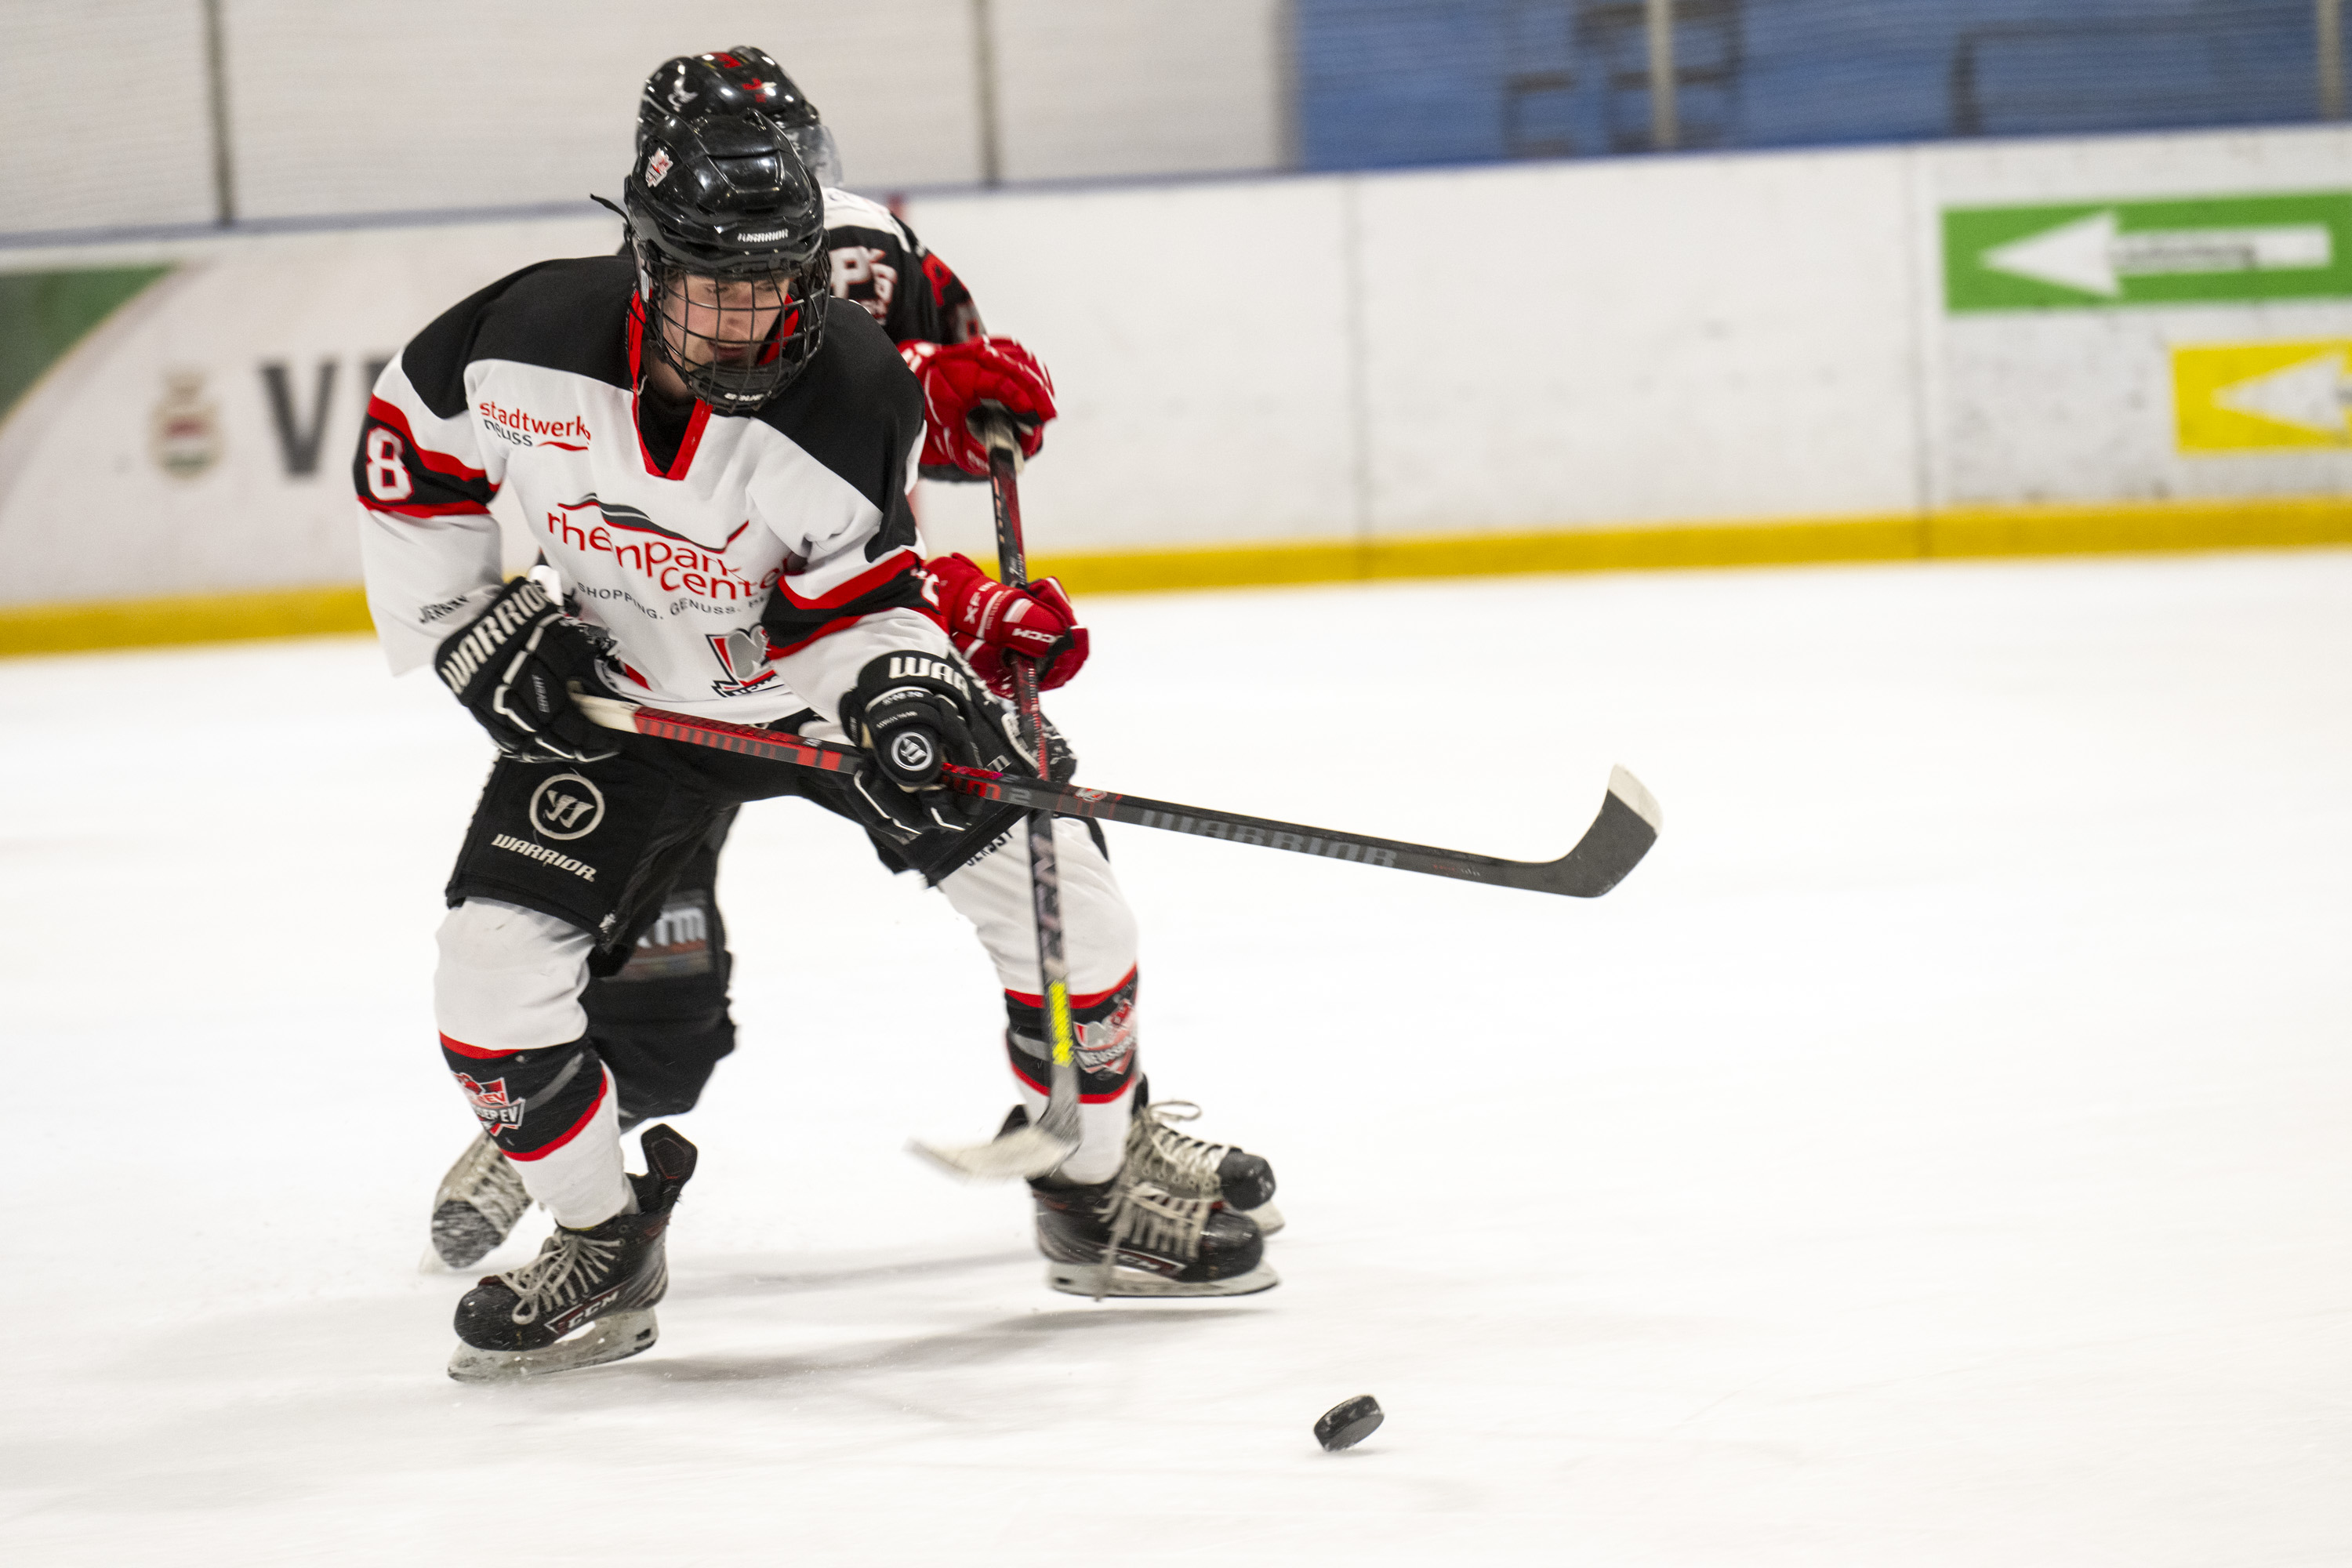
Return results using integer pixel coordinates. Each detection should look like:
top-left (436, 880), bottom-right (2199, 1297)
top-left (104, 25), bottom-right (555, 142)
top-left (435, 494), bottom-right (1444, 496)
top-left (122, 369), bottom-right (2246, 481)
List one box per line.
top-left (571, 698), bottom-right (1663, 901)
top-left (902, 413), bottom-right (1084, 1181)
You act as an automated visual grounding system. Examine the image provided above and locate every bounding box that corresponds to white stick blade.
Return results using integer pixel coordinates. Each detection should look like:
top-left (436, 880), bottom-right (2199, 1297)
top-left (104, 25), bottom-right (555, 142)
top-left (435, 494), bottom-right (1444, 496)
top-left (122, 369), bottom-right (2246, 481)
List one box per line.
top-left (908, 1125), bottom-right (1076, 1182)
top-left (1607, 764), bottom-right (1663, 832)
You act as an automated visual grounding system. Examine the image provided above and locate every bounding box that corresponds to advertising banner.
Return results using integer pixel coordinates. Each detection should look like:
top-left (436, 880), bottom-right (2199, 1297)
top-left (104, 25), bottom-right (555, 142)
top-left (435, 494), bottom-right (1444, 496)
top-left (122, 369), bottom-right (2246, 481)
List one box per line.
top-left (0, 219), bottom-right (612, 609)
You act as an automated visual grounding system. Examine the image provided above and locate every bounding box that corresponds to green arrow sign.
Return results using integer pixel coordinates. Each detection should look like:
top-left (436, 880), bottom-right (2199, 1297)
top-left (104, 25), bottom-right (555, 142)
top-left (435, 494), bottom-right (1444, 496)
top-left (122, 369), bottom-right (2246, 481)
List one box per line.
top-left (1944, 192), bottom-right (2352, 311)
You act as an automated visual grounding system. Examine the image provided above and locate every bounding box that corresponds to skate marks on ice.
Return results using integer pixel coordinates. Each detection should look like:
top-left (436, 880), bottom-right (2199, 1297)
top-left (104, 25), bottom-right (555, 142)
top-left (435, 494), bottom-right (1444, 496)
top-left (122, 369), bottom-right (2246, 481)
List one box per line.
top-left (628, 1303), bottom-right (1266, 1395)
top-left (672, 1247), bottom-right (1034, 1305)
top-left (0, 1258), bottom-right (1270, 1519)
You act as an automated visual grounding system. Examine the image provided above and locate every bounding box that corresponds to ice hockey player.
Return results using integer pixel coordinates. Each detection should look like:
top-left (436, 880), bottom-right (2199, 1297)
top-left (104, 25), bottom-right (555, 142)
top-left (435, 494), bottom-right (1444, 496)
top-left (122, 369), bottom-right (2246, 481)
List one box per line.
top-left (359, 106), bottom-right (1274, 1378)
top-left (422, 46), bottom-right (1283, 1284)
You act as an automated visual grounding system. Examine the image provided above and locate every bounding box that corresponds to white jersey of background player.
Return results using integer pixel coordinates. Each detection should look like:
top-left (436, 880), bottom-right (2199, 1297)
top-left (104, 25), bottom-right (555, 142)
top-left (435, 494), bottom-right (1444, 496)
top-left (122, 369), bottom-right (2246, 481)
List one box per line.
top-left (357, 99), bottom-right (1272, 1378)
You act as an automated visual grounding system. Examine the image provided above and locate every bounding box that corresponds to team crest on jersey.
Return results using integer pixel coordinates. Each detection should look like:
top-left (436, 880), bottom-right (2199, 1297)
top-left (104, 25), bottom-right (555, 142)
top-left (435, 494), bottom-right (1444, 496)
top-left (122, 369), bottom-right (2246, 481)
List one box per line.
top-left (646, 147), bottom-right (674, 187)
top-left (705, 627), bottom-right (779, 696)
top-left (454, 1073), bottom-right (524, 1134)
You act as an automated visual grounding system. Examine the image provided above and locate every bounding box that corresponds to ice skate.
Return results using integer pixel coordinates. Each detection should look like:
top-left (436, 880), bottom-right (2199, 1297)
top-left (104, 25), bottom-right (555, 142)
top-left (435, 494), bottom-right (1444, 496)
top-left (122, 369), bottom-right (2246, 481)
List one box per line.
top-left (427, 1131), bottom-right (533, 1270)
top-left (447, 1124), bottom-right (696, 1381)
top-left (1125, 1095), bottom-right (1284, 1236)
top-left (1003, 1090), bottom-right (1284, 1236)
top-left (1030, 1167), bottom-right (1279, 1299)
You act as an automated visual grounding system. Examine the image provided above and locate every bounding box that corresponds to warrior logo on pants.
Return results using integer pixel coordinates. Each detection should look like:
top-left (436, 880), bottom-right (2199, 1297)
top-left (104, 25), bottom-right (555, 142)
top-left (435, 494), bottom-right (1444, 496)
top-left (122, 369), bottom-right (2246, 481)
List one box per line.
top-left (455, 1073), bottom-right (525, 1134)
top-left (528, 774), bottom-right (605, 840)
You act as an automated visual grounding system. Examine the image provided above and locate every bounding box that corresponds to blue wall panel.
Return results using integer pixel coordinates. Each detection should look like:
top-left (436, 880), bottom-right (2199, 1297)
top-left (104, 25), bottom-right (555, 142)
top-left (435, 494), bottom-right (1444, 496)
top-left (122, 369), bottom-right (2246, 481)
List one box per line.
top-left (1297, 0), bottom-right (2335, 171)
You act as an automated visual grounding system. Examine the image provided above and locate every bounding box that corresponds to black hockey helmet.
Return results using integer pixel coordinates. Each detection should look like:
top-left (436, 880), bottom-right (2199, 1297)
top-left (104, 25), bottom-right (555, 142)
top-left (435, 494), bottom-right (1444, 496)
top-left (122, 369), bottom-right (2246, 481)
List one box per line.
top-left (614, 111), bottom-right (832, 409)
top-left (638, 47), bottom-right (843, 187)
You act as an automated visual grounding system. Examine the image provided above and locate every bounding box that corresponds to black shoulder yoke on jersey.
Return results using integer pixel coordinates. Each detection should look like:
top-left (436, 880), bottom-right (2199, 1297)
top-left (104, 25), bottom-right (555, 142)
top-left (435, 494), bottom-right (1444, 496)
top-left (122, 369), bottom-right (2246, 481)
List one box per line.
top-left (392, 259), bottom-right (918, 535)
top-left (369, 263), bottom-right (927, 648)
top-left (399, 255), bottom-right (637, 419)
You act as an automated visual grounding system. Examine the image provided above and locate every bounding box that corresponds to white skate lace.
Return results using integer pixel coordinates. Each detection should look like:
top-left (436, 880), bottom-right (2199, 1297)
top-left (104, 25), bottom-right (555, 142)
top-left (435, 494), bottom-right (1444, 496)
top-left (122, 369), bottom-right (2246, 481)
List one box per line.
top-left (1123, 1102), bottom-right (1234, 1200)
top-left (499, 1228), bottom-right (624, 1327)
top-left (1091, 1178), bottom-right (1213, 1300)
top-left (438, 1134), bottom-right (532, 1231)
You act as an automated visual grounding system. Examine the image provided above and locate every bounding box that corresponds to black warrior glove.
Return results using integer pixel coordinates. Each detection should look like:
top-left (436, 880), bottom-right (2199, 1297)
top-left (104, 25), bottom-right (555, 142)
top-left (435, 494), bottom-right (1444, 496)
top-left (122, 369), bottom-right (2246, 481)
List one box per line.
top-left (435, 576), bottom-right (617, 763)
top-left (840, 649), bottom-right (1073, 844)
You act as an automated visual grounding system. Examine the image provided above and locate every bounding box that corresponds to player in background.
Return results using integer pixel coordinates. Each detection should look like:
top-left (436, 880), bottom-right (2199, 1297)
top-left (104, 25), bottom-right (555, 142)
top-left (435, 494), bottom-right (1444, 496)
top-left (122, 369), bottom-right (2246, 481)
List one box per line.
top-left (366, 107), bottom-right (1273, 1377)
top-left (427, 49), bottom-right (1283, 1277)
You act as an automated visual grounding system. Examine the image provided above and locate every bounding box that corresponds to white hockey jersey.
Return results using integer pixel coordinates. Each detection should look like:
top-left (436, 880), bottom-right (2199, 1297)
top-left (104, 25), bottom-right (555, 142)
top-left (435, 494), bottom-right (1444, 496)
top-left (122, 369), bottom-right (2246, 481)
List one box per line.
top-left (354, 255), bottom-right (949, 728)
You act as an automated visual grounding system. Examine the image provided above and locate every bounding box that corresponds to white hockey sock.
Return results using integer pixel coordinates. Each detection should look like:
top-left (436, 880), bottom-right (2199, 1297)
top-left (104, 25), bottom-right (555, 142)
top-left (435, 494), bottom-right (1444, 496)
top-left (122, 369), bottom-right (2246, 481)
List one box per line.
top-left (1017, 1076), bottom-right (1136, 1186)
top-left (509, 1067), bottom-right (630, 1229)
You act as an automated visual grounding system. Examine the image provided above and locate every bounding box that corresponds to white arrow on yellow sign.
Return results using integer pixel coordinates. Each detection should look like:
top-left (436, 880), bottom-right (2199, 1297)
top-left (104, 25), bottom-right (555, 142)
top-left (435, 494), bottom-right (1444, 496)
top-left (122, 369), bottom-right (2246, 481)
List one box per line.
top-left (2172, 339), bottom-right (2352, 452)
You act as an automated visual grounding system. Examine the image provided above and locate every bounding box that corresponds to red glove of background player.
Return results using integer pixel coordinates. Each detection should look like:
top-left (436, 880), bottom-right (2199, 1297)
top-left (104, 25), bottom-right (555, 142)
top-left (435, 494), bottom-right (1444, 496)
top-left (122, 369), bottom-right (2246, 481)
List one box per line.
top-left (902, 336), bottom-right (1058, 477)
top-left (926, 551), bottom-right (1089, 695)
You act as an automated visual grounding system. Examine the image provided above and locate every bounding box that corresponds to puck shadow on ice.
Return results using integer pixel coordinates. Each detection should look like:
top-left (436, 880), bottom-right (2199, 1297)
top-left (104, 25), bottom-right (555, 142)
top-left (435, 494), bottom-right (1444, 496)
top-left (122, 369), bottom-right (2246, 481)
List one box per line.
top-left (1314, 1393), bottom-right (1383, 1453)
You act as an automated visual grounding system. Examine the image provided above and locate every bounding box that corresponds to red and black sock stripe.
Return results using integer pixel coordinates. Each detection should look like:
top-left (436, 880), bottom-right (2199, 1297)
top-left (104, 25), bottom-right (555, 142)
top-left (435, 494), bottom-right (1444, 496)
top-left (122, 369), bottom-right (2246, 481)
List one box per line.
top-left (1002, 967), bottom-right (1138, 1104)
top-left (440, 1033), bottom-right (608, 1160)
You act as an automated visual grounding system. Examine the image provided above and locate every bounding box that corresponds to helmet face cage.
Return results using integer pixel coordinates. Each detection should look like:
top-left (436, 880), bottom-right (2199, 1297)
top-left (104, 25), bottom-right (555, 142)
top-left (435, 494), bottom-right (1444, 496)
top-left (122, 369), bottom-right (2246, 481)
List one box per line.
top-left (620, 111), bottom-right (833, 410)
top-left (635, 235), bottom-right (831, 410)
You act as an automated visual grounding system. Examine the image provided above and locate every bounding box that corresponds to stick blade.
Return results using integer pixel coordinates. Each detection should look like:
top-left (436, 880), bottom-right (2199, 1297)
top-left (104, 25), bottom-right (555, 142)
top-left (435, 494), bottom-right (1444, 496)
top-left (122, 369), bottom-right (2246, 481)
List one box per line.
top-left (1530, 766), bottom-right (1662, 898)
top-left (573, 692), bottom-right (643, 733)
top-left (1607, 764), bottom-right (1662, 833)
top-left (908, 1123), bottom-right (1077, 1181)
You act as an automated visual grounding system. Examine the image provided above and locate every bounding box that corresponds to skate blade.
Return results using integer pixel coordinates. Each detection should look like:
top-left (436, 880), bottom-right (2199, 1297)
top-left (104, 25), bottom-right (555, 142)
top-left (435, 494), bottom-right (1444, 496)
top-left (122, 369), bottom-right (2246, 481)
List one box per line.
top-left (1046, 1261), bottom-right (1281, 1299)
top-left (909, 1123), bottom-right (1078, 1181)
top-left (446, 1308), bottom-right (659, 1383)
top-left (1241, 1200), bottom-right (1286, 1237)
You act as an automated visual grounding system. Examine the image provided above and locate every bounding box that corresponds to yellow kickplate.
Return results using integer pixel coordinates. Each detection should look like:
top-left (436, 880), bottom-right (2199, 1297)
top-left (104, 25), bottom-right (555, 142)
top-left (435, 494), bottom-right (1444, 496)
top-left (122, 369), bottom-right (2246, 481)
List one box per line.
top-left (0, 584), bottom-right (373, 657)
top-left (6, 501), bottom-right (2352, 661)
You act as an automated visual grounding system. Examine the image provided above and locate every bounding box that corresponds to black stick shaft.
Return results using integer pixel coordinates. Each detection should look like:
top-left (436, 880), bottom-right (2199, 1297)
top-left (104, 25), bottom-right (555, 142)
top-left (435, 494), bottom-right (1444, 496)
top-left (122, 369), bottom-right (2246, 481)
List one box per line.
top-left (984, 433), bottom-right (1080, 1117)
top-left (608, 705), bottom-right (1653, 900)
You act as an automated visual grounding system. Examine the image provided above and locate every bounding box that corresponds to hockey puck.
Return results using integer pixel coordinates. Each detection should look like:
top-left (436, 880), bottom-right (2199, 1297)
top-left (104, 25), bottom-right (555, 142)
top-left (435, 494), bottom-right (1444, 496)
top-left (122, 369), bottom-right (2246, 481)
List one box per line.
top-left (1314, 1394), bottom-right (1383, 1452)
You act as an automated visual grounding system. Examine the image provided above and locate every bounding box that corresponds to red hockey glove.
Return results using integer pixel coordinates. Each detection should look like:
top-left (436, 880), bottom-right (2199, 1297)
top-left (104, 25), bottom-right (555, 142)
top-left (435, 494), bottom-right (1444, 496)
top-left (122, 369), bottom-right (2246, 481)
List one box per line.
top-left (901, 336), bottom-right (1057, 477)
top-left (926, 551), bottom-right (1090, 695)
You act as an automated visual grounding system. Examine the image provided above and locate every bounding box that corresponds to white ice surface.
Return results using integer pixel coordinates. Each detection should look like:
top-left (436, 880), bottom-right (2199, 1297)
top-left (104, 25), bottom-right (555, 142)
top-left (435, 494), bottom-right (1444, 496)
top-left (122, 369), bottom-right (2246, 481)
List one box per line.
top-left (3, 554), bottom-right (2350, 1564)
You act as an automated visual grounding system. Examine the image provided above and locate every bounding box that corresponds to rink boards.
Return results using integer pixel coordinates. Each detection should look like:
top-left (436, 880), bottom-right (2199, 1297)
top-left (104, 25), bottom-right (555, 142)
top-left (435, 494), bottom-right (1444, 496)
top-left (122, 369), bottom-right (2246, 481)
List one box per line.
top-left (8, 121), bottom-right (2352, 650)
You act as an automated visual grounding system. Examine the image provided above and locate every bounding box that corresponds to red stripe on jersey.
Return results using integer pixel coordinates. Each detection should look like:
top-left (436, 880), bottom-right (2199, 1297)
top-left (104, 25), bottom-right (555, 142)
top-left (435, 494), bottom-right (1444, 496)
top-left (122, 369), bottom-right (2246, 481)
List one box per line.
top-left (439, 1032), bottom-right (515, 1060)
top-left (659, 400), bottom-right (711, 479)
top-left (504, 1068), bottom-right (611, 1161)
top-left (1001, 968), bottom-right (1138, 1014)
top-left (775, 546), bottom-right (921, 611)
top-left (366, 397), bottom-right (488, 482)
top-left (365, 500), bottom-right (494, 521)
top-left (626, 298), bottom-right (715, 481)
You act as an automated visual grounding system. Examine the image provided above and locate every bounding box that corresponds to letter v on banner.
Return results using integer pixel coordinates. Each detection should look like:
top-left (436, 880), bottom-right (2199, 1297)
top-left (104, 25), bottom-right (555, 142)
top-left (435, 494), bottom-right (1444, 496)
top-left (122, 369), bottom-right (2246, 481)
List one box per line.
top-left (260, 359), bottom-right (339, 476)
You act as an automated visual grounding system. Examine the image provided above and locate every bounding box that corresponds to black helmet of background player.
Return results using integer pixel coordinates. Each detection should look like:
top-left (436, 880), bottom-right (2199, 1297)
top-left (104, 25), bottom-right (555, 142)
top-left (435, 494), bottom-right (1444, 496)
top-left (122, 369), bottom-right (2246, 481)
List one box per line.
top-left (619, 112), bottom-right (832, 410)
top-left (639, 47), bottom-right (844, 188)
